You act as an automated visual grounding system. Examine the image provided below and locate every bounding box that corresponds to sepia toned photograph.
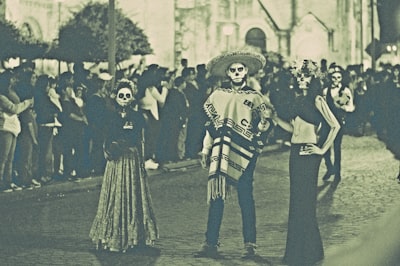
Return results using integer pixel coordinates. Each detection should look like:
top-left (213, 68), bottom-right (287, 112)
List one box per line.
top-left (0, 0), bottom-right (399, 265)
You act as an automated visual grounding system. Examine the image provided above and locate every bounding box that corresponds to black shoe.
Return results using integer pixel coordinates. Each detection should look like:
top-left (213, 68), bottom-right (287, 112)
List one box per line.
top-left (334, 174), bottom-right (341, 183)
top-left (397, 174), bottom-right (400, 184)
top-left (193, 243), bottom-right (219, 258)
top-left (241, 243), bottom-right (257, 259)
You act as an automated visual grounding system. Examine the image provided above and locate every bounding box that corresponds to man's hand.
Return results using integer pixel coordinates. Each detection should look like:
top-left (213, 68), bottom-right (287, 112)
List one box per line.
top-left (200, 153), bottom-right (209, 169)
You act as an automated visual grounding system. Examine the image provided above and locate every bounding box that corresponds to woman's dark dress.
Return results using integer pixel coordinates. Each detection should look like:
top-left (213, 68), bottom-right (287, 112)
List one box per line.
top-left (283, 96), bottom-right (324, 266)
top-left (89, 106), bottom-right (158, 251)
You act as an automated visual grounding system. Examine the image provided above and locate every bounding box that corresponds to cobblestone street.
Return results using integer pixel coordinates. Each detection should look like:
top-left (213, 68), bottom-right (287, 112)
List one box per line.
top-left (0, 134), bottom-right (399, 266)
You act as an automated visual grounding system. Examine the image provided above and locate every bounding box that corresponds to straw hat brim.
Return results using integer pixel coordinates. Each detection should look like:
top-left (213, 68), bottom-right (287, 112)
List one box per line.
top-left (207, 51), bottom-right (266, 77)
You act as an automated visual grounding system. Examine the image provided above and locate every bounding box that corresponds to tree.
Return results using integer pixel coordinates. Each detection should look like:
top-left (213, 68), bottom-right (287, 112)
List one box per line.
top-left (52, 2), bottom-right (153, 64)
top-left (0, 20), bottom-right (49, 63)
top-left (0, 21), bottom-right (22, 61)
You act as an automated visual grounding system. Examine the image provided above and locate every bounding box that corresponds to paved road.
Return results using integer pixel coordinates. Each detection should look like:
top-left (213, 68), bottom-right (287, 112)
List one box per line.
top-left (0, 134), bottom-right (399, 266)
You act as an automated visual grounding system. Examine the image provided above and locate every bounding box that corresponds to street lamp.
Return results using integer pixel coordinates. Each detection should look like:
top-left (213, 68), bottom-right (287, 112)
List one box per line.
top-left (222, 24), bottom-right (235, 52)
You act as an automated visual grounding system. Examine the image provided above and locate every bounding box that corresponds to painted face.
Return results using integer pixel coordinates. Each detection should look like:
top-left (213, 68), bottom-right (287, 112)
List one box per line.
top-left (331, 72), bottom-right (342, 87)
top-left (227, 63), bottom-right (248, 83)
top-left (116, 87), bottom-right (133, 107)
top-left (296, 73), bottom-right (312, 89)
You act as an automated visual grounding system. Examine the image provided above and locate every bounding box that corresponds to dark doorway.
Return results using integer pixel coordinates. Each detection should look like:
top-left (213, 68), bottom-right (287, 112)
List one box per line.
top-left (245, 28), bottom-right (266, 51)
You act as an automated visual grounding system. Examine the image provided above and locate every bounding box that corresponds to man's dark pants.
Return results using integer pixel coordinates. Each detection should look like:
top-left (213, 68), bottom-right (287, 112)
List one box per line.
top-left (205, 158), bottom-right (257, 246)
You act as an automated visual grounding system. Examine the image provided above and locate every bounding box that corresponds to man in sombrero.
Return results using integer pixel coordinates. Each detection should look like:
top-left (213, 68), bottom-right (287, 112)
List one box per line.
top-left (194, 50), bottom-right (274, 259)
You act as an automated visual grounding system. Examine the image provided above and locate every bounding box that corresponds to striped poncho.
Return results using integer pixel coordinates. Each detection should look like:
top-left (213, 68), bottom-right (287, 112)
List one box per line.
top-left (203, 86), bottom-right (273, 202)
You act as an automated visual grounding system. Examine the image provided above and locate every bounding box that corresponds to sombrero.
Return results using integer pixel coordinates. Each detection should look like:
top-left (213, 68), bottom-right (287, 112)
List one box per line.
top-left (207, 50), bottom-right (266, 77)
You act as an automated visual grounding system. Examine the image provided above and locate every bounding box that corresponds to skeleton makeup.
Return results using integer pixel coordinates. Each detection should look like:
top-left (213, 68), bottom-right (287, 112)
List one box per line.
top-left (116, 87), bottom-right (133, 107)
top-left (296, 73), bottom-right (312, 89)
top-left (114, 79), bottom-right (137, 107)
top-left (331, 73), bottom-right (342, 87)
top-left (227, 63), bottom-right (248, 85)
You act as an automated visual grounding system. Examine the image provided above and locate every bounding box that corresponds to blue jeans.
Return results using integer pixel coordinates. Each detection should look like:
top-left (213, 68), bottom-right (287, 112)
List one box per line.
top-left (205, 158), bottom-right (257, 246)
top-left (0, 131), bottom-right (17, 188)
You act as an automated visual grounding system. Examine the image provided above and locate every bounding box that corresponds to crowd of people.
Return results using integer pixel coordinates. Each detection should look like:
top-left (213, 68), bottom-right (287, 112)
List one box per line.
top-left (1, 53), bottom-right (400, 194)
top-left (1, 50), bottom-right (400, 265)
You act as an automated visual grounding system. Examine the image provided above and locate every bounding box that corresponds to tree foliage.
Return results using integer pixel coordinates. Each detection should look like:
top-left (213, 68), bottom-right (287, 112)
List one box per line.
top-left (0, 20), bottom-right (49, 62)
top-left (54, 2), bottom-right (153, 63)
top-left (0, 21), bottom-right (23, 61)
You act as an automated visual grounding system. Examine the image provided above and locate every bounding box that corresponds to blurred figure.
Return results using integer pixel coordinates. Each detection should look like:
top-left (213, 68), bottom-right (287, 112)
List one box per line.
top-left (182, 67), bottom-right (207, 159)
top-left (85, 72), bottom-right (113, 176)
top-left (323, 203), bottom-right (400, 266)
top-left (34, 75), bottom-right (62, 187)
top-left (138, 66), bottom-right (168, 170)
top-left (0, 70), bottom-right (34, 192)
top-left (321, 65), bottom-right (355, 183)
top-left (156, 76), bottom-right (189, 164)
top-left (58, 72), bottom-right (88, 182)
top-left (13, 69), bottom-right (39, 190)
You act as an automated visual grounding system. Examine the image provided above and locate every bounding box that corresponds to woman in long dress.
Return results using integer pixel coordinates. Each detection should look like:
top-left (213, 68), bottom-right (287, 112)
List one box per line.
top-left (272, 60), bottom-right (340, 265)
top-left (89, 79), bottom-right (158, 252)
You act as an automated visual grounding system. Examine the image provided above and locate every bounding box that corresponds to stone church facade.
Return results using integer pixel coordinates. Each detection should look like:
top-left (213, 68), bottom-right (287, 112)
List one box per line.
top-left (2, 0), bottom-right (379, 70)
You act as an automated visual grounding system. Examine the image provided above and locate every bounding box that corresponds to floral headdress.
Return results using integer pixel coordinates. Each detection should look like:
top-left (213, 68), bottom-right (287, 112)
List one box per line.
top-left (289, 59), bottom-right (320, 78)
top-left (114, 78), bottom-right (138, 95)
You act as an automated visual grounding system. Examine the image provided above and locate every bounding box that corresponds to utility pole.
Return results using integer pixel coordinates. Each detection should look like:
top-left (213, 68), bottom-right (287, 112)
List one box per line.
top-left (370, 0), bottom-right (376, 70)
top-left (360, 0), bottom-right (364, 66)
top-left (108, 0), bottom-right (116, 87)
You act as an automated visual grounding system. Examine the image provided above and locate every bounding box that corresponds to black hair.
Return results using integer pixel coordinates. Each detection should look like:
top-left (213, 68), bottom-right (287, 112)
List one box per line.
top-left (174, 76), bottom-right (185, 87)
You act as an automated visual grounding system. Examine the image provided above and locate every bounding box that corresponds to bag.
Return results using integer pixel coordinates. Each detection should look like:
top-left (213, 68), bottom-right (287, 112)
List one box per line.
top-left (0, 112), bottom-right (21, 136)
top-left (103, 141), bottom-right (123, 161)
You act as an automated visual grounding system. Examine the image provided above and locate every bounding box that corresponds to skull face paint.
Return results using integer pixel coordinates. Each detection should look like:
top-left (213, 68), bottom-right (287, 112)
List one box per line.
top-left (227, 63), bottom-right (248, 84)
top-left (116, 87), bottom-right (133, 107)
top-left (296, 73), bottom-right (312, 89)
top-left (331, 73), bottom-right (342, 87)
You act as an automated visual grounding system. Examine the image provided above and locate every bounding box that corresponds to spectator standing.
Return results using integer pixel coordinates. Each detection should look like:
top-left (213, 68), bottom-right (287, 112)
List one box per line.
top-left (34, 75), bottom-right (62, 186)
top-left (13, 69), bottom-right (39, 189)
top-left (85, 72), bottom-right (113, 176)
top-left (381, 64), bottom-right (400, 183)
top-left (321, 65), bottom-right (355, 183)
top-left (156, 76), bottom-right (189, 164)
top-left (138, 67), bottom-right (168, 170)
top-left (0, 70), bottom-right (34, 192)
top-left (58, 72), bottom-right (88, 182)
top-left (183, 67), bottom-right (207, 159)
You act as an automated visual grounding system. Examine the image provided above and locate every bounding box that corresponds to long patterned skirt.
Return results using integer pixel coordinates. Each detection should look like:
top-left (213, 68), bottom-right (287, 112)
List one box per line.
top-left (89, 147), bottom-right (158, 251)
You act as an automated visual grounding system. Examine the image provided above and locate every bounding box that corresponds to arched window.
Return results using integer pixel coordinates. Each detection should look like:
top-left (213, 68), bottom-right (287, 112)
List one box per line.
top-left (245, 28), bottom-right (266, 51)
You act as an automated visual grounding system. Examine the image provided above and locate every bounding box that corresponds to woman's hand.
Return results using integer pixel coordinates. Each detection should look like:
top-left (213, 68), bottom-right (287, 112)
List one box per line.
top-left (301, 144), bottom-right (324, 156)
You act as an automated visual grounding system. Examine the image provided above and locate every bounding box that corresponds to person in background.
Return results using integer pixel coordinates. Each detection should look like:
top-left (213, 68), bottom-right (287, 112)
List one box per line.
top-left (183, 67), bottom-right (208, 160)
top-left (156, 76), bottom-right (189, 164)
top-left (272, 59), bottom-right (340, 266)
top-left (321, 65), bottom-right (355, 183)
top-left (85, 72), bottom-right (113, 176)
top-left (13, 68), bottom-right (39, 190)
top-left (194, 50), bottom-right (273, 259)
top-left (34, 75), bottom-right (62, 187)
top-left (0, 70), bottom-right (34, 192)
top-left (90, 79), bottom-right (158, 252)
top-left (58, 71), bottom-right (88, 182)
top-left (138, 66), bottom-right (168, 170)
top-left (380, 64), bottom-right (400, 184)
top-left (176, 58), bottom-right (188, 77)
